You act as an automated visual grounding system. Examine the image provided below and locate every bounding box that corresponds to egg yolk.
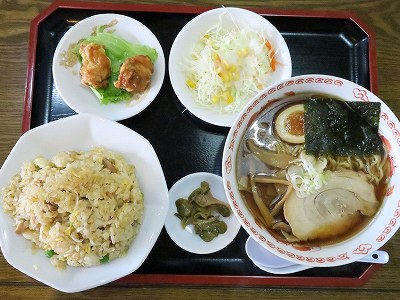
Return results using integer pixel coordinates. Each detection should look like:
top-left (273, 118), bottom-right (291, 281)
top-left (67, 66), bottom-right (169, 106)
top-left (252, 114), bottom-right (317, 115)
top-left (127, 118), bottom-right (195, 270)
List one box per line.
top-left (285, 111), bottom-right (304, 136)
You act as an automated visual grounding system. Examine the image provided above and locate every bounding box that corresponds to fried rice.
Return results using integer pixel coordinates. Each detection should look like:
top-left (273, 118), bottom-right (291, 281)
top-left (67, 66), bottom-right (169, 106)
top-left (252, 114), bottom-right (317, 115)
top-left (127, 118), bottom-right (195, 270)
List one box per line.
top-left (1, 147), bottom-right (144, 269)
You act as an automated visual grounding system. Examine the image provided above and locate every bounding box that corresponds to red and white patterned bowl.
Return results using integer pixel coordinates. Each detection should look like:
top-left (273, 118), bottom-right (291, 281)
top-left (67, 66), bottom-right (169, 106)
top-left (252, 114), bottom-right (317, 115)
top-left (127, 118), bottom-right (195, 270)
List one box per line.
top-left (222, 74), bottom-right (400, 267)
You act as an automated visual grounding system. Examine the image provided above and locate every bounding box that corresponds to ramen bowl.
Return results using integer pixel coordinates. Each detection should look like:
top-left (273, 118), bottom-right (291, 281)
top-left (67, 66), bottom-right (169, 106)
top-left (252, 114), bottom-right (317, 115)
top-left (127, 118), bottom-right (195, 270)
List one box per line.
top-left (222, 74), bottom-right (400, 267)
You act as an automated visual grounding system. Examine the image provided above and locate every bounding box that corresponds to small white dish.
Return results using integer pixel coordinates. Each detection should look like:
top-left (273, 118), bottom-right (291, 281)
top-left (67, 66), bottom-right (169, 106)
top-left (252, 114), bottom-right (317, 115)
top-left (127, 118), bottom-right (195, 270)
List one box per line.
top-left (164, 172), bottom-right (241, 254)
top-left (52, 13), bottom-right (165, 121)
top-left (169, 7), bottom-right (292, 127)
top-left (0, 114), bottom-right (169, 292)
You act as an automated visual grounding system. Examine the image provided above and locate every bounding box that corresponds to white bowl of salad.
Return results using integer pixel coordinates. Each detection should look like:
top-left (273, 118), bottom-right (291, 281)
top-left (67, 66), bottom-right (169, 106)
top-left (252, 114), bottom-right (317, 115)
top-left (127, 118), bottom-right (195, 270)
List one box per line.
top-left (52, 14), bottom-right (165, 121)
top-left (169, 7), bottom-right (292, 127)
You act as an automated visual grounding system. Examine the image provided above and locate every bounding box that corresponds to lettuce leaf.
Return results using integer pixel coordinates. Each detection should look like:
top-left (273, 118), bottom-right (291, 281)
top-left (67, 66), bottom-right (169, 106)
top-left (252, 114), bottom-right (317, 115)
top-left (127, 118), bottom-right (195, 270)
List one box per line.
top-left (75, 26), bottom-right (158, 104)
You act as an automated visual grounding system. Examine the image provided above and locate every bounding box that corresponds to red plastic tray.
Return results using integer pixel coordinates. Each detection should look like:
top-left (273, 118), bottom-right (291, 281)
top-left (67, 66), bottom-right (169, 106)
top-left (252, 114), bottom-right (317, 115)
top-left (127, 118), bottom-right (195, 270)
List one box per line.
top-left (23, 0), bottom-right (380, 287)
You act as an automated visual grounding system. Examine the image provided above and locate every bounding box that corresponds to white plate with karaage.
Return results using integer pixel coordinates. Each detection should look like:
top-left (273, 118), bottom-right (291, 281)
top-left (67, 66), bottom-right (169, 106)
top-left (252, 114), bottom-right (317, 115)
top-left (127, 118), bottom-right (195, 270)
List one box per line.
top-left (52, 14), bottom-right (165, 121)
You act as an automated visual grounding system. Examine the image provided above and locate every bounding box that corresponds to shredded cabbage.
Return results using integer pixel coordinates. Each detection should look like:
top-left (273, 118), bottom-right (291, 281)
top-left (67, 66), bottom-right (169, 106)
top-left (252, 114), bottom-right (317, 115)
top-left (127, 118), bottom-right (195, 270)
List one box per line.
top-left (286, 151), bottom-right (331, 198)
top-left (74, 24), bottom-right (158, 104)
top-left (184, 14), bottom-right (274, 114)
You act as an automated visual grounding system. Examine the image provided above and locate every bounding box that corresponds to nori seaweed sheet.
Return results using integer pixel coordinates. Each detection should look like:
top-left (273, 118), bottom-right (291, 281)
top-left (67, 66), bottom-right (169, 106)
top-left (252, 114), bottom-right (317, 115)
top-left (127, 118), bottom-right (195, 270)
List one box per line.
top-left (304, 97), bottom-right (383, 156)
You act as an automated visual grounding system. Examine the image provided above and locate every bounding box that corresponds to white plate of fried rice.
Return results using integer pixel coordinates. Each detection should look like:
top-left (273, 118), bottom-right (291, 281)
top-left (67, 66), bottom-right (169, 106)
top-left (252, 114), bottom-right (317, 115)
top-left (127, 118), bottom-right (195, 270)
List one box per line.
top-left (0, 114), bottom-right (169, 293)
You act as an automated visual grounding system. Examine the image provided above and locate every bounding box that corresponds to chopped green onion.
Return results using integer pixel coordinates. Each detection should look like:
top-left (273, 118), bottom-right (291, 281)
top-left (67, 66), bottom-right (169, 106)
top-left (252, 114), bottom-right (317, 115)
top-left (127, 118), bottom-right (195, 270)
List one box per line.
top-left (287, 151), bottom-right (331, 198)
top-left (45, 249), bottom-right (56, 258)
top-left (100, 254), bottom-right (109, 263)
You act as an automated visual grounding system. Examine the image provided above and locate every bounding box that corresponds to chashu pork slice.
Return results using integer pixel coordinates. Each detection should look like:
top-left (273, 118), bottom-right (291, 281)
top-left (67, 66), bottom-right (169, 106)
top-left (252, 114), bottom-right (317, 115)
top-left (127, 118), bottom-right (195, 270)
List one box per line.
top-left (283, 170), bottom-right (379, 241)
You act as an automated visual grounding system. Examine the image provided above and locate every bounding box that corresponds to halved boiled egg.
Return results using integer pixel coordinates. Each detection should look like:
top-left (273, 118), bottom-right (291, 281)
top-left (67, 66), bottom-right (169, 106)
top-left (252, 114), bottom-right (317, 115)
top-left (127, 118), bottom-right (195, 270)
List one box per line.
top-left (274, 104), bottom-right (305, 144)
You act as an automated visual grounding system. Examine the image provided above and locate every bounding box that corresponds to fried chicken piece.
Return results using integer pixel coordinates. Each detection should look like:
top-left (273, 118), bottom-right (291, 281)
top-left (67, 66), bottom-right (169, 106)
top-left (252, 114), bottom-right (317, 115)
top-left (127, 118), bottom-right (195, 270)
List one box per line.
top-left (79, 43), bottom-right (111, 89)
top-left (114, 55), bottom-right (154, 93)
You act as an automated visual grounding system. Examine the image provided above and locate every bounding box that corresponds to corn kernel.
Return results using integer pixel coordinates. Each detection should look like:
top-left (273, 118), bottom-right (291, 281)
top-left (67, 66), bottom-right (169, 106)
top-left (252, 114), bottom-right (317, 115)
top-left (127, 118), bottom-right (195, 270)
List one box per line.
top-left (229, 64), bottom-right (237, 72)
top-left (221, 59), bottom-right (230, 69)
top-left (186, 79), bottom-right (196, 89)
top-left (219, 71), bottom-right (230, 82)
top-left (232, 72), bottom-right (240, 81)
top-left (223, 91), bottom-right (234, 104)
top-left (212, 95), bottom-right (219, 103)
top-left (211, 52), bottom-right (220, 62)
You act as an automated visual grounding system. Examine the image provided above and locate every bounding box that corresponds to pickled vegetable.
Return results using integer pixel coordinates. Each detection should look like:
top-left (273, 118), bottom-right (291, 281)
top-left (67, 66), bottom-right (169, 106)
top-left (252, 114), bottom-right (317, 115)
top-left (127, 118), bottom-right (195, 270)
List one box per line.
top-left (174, 181), bottom-right (230, 242)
